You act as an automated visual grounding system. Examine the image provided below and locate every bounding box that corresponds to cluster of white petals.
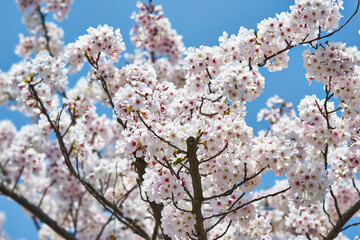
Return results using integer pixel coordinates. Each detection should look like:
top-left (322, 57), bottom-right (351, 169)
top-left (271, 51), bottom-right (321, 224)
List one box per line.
top-left (131, 2), bottom-right (185, 63)
top-left (1, 0), bottom-right (360, 239)
top-left (65, 24), bottom-right (126, 72)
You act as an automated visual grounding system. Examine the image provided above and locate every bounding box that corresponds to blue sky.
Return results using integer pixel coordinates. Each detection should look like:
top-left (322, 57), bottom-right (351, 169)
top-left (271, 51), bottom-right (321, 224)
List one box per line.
top-left (0, 0), bottom-right (359, 239)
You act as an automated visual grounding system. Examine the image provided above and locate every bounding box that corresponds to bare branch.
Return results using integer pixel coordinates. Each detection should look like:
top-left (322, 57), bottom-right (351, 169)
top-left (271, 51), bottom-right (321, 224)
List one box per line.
top-left (95, 215), bottom-right (115, 240)
top-left (32, 217), bottom-right (41, 231)
top-left (84, 53), bottom-right (127, 129)
top-left (36, 6), bottom-right (53, 57)
top-left (213, 220), bottom-right (232, 240)
top-left (329, 188), bottom-right (342, 220)
top-left (324, 198), bottom-right (360, 240)
top-left (351, 176), bottom-right (360, 197)
top-left (187, 136), bottom-right (207, 240)
top-left (306, 232), bottom-right (312, 240)
top-left (320, 143), bottom-right (329, 171)
top-left (98, 75), bottom-right (127, 129)
top-left (28, 83), bottom-right (150, 239)
top-left (12, 166), bottom-right (24, 191)
top-left (38, 180), bottom-right (56, 208)
top-left (323, 198), bottom-right (335, 227)
top-left (0, 182), bottom-right (76, 240)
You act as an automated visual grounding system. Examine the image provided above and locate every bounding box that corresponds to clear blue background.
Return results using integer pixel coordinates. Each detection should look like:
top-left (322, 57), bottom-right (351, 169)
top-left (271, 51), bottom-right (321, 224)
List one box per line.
top-left (0, 0), bottom-right (359, 239)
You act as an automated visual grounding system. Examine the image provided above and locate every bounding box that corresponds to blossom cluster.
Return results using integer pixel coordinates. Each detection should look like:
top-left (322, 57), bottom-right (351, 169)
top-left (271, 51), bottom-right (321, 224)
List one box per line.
top-left (15, 0), bottom-right (72, 59)
top-left (65, 24), bottom-right (126, 72)
top-left (130, 2), bottom-right (185, 63)
top-left (16, 22), bottom-right (64, 58)
top-left (257, 95), bottom-right (296, 123)
top-left (1, 0), bottom-right (359, 239)
top-left (218, 0), bottom-right (343, 72)
top-left (16, 0), bottom-right (73, 21)
top-left (7, 51), bottom-right (66, 116)
top-left (303, 42), bottom-right (360, 119)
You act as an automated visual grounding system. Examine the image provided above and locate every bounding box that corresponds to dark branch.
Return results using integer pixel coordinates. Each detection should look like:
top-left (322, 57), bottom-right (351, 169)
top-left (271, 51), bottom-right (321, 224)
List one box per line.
top-left (28, 82), bottom-right (150, 239)
top-left (204, 165), bottom-right (267, 201)
top-left (187, 136), bottom-right (207, 240)
top-left (324, 198), bottom-right (360, 240)
top-left (37, 6), bottom-right (53, 57)
top-left (329, 188), bottom-right (342, 220)
top-left (0, 182), bottom-right (76, 240)
top-left (258, 0), bottom-right (360, 67)
top-left (341, 220), bottom-right (360, 231)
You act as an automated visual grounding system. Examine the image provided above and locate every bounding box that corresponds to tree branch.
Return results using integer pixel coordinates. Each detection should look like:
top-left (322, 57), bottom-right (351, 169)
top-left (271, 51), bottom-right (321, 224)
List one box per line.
top-left (28, 81), bottom-right (150, 240)
top-left (37, 6), bottom-right (53, 57)
top-left (187, 136), bottom-right (207, 240)
top-left (134, 156), bottom-right (171, 240)
top-left (258, 0), bottom-right (360, 67)
top-left (0, 182), bottom-right (76, 240)
top-left (324, 198), bottom-right (360, 240)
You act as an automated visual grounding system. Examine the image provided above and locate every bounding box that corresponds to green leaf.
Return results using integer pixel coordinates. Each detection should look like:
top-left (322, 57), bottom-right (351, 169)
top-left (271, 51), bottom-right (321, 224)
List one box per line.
top-left (171, 157), bottom-right (187, 166)
top-left (196, 129), bottom-right (202, 137)
top-left (198, 141), bottom-right (208, 151)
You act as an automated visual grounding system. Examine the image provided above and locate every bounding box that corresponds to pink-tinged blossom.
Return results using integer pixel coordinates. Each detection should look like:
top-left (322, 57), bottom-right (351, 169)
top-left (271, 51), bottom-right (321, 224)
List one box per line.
top-left (0, 72), bottom-right (14, 105)
top-left (160, 204), bottom-right (196, 239)
top-left (233, 216), bottom-right (272, 240)
top-left (131, 2), bottom-right (185, 63)
top-left (290, 0), bottom-right (343, 37)
top-left (2, 0), bottom-right (360, 239)
top-left (257, 95), bottom-right (296, 123)
top-left (64, 24), bottom-right (126, 72)
top-left (16, 0), bottom-right (40, 12)
top-left (16, 0), bottom-right (73, 21)
top-left (303, 42), bottom-right (354, 86)
top-left (219, 27), bottom-right (263, 65)
top-left (16, 22), bottom-right (64, 58)
top-left (287, 160), bottom-right (332, 205)
top-left (325, 178), bottom-right (360, 222)
top-left (217, 62), bottom-right (265, 102)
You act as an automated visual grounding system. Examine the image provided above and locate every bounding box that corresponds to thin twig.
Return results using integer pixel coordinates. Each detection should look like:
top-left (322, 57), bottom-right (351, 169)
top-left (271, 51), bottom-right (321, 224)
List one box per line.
top-left (323, 199), bottom-right (335, 227)
top-left (38, 180), bottom-right (56, 208)
top-left (213, 220), bottom-right (232, 240)
top-left (341, 220), bottom-right (360, 231)
top-left (37, 6), bottom-right (53, 57)
top-left (258, 0), bottom-right (360, 67)
top-left (12, 166), bottom-right (25, 191)
top-left (329, 188), bottom-right (342, 220)
top-left (32, 217), bottom-right (41, 231)
top-left (137, 111), bottom-right (186, 154)
top-left (203, 165), bottom-right (267, 201)
top-left (0, 182), bottom-right (76, 240)
top-left (351, 176), bottom-right (360, 197)
top-left (95, 215), bottom-right (115, 240)
top-left (200, 141), bottom-right (228, 164)
top-left (206, 187), bottom-right (290, 220)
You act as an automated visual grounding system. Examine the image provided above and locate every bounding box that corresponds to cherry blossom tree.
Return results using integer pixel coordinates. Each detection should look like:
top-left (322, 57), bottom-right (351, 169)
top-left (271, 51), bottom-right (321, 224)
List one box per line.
top-left (0, 0), bottom-right (360, 239)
